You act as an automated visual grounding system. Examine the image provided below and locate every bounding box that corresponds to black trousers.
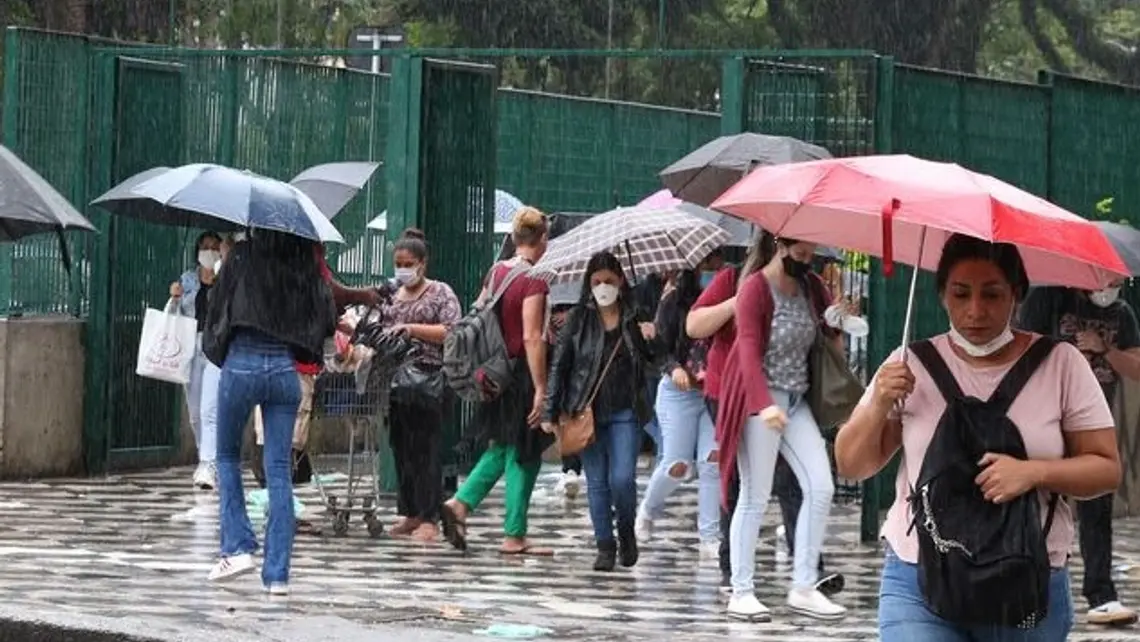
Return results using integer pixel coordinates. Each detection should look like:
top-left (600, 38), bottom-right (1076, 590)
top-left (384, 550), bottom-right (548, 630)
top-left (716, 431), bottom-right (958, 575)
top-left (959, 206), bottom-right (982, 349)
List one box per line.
top-left (712, 400), bottom-right (828, 576)
top-left (389, 400), bottom-right (444, 522)
top-left (1077, 493), bottom-right (1118, 607)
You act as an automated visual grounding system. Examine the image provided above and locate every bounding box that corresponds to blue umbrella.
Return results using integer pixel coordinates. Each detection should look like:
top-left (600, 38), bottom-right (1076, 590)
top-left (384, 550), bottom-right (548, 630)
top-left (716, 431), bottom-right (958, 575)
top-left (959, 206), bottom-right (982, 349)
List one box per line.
top-left (91, 164), bottom-right (345, 243)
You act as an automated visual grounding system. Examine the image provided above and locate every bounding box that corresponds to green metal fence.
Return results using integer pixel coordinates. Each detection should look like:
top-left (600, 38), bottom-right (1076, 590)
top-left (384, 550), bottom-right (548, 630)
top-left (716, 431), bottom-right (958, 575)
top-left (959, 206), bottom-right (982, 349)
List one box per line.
top-left (496, 89), bottom-right (719, 213)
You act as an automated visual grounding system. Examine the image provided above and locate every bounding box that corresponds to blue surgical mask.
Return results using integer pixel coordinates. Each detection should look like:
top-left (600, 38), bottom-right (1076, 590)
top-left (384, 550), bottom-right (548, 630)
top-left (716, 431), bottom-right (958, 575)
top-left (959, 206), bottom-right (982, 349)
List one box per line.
top-left (699, 270), bottom-right (716, 289)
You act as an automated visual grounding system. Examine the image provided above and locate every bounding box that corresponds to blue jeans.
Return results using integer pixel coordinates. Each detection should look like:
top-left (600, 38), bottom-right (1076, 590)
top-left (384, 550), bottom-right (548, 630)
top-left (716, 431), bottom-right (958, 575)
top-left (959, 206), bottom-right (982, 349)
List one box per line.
top-left (639, 378), bottom-right (720, 542)
top-left (879, 548), bottom-right (1073, 642)
top-left (215, 331), bottom-right (301, 586)
top-left (581, 408), bottom-right (641, 542)
top-left (730, 389), bottom-right (833, 595)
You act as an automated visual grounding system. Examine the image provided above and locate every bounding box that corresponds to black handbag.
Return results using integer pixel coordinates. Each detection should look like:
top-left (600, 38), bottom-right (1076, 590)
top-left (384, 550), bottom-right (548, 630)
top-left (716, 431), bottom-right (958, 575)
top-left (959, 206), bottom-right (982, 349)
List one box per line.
top-left (391, 362), bottom-right (448, 408)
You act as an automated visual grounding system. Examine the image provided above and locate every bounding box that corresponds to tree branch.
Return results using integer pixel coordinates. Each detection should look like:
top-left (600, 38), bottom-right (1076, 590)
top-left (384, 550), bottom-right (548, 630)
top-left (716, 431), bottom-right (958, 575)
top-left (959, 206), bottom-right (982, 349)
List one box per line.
top-left (1019, 0), bottom-right (1071, 73)
top-left (1038, 0), bottom-right (1137, 81)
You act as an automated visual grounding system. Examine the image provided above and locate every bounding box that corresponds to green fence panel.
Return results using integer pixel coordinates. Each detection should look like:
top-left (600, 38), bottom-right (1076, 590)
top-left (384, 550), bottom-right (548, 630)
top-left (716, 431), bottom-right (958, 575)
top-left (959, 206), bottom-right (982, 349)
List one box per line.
top-left (497, 89), bottom-right (718, 214)
top-left (1, 28), bottom-right (91, 317)
top-left (1045, 73), bottom-right (1140, 225)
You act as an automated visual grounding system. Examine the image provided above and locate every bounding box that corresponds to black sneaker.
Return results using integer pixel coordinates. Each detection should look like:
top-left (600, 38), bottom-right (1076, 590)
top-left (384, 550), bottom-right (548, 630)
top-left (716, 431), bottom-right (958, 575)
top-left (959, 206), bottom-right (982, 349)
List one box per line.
top-left (815, 572), bottom-right (845, 597)
top-left (594, 540), bottom-right (617, 572)
top-left (617, 530), bottom-right (639, 568)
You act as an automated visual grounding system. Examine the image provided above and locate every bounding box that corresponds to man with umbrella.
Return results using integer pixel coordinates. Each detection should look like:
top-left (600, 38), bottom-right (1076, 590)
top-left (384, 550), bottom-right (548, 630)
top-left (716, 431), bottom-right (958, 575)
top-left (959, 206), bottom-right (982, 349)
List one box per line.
top-left (1019, 278), bottom-right (1140, 627)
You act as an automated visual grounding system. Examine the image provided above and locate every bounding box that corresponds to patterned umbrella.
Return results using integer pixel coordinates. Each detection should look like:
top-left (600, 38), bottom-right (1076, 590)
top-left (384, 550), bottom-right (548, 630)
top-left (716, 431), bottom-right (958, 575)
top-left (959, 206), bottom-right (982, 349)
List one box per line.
top-left (530, 205), bottom-right (731, 285)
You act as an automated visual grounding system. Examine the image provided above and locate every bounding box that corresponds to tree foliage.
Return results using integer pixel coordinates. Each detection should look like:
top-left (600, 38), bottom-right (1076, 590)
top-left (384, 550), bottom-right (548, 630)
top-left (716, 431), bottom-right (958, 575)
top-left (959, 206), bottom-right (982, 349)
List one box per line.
top-left (13, 0), bottom-right (1140, 102)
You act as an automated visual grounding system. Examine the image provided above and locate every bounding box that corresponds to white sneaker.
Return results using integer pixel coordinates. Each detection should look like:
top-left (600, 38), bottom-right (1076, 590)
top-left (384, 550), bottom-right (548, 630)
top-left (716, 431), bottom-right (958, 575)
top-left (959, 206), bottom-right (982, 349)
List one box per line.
top-left (265, 582), bottom-right (289, 596)
top-left (193, 462), bottom-right (217, 490)
top-left (556, 471), bottom-right (581, 499)
top-left (787, 588), bottom-right (846, 620)
top-left (634, 513), bottom-right (653, 543)
top-left (727, 594), bottom-right (771, 622)
top-left (207, 553), bottom-right (256, 582)
top-left (1088, 600), bottom-right (1138, 626)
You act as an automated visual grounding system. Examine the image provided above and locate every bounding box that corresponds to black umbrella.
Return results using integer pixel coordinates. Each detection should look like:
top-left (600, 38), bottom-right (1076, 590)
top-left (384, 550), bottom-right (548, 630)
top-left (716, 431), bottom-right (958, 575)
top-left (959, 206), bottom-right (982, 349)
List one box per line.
top-left (1096, 221), bottom-right (1140, 277)
top-left (660, 133), bottom-right (832, 206)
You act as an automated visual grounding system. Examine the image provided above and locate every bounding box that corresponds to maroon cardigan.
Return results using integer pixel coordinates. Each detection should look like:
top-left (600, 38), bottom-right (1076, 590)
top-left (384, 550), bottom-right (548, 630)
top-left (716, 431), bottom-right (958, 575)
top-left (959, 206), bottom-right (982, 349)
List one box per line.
top-left (714, 270), bottom-right (834, 508)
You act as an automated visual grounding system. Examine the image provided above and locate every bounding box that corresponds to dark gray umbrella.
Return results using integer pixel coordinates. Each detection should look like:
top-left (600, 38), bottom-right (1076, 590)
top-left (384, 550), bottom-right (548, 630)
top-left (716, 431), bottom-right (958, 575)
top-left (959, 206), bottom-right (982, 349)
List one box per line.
top-left (660, 133), bottom-right (832, 206)
top-left (0, 145), bottom-right (96, 240)
top-left (1096, 221), bottom-right (1140, 277)
top-left (290, 161), bottom-right (381, 219)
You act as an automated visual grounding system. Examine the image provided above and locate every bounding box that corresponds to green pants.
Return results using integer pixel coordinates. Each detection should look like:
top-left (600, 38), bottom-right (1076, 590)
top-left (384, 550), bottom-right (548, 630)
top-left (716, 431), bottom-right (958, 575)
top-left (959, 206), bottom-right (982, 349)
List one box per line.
top-left (455, 442), bottom-right (541, 538)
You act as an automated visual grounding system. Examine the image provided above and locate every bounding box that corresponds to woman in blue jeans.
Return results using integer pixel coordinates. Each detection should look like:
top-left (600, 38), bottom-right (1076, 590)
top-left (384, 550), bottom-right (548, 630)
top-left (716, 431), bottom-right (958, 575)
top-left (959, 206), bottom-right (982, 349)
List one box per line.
top-left (543, 251), bottom-right (660, 571)
top-left (636, 261), bottom-right (723, 555)
top-left (202, 229), bottom-right (336, 594)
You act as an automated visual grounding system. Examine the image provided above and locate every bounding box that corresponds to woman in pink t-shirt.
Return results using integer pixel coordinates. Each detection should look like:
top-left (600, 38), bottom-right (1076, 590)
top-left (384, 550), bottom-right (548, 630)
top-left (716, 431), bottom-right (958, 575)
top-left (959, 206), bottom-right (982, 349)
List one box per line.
top-left (836, 234), bottom-right (1121, 641)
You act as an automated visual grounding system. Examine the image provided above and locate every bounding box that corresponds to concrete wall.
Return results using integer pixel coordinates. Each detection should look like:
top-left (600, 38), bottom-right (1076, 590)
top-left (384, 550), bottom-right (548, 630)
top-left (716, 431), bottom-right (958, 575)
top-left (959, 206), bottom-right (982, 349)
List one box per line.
top-left (0, 317), bottom-right (85, 480)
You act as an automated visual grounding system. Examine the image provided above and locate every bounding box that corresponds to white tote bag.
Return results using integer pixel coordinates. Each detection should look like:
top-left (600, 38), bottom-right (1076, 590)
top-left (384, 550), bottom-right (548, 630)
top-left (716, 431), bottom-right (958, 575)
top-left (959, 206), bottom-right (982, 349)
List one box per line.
top-left (135, 299), bottom-right (199, 385)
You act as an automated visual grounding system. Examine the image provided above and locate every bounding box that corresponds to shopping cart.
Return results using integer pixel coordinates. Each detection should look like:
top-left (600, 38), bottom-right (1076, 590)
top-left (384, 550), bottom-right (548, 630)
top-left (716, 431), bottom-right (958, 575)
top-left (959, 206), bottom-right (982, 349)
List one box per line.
top-left (310, 305), bottom-right (418, 537)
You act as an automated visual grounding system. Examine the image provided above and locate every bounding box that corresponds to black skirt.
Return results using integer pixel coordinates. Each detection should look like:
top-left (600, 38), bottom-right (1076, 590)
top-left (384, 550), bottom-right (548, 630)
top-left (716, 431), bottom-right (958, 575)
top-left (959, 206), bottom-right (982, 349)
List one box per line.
top-left (471, 358), bottom-right (554, 464)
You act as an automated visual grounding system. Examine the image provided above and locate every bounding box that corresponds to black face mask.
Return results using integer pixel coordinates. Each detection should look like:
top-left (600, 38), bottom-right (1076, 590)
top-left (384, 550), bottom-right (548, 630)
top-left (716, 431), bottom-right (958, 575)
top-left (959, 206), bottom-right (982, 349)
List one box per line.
top-left (782, 255), bottom-right (811, 278)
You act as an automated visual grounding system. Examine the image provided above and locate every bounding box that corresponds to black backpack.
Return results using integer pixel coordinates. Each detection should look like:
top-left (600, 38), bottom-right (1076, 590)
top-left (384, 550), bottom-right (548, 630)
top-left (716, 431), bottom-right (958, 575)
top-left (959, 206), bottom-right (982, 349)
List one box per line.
top-left (907, 337), bottom-right (1061, 628)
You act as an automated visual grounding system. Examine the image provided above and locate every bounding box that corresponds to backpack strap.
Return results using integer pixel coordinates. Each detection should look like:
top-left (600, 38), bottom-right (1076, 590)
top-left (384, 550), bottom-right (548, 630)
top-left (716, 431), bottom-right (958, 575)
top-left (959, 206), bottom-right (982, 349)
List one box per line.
top-left (479, 260), bottom-right (532, 311)
top-left (908, 339), bottom-right (965, 402)
top-left (989, 337), bottom-right (1058, 415)
top-left (1043, 492), bottom-right (1060, 536)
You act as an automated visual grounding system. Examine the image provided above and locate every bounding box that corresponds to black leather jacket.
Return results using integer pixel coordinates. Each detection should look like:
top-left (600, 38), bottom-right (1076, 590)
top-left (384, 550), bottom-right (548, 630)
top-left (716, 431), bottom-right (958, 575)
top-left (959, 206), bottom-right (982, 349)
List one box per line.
top-left (543, 300), bottom-right (662, 424)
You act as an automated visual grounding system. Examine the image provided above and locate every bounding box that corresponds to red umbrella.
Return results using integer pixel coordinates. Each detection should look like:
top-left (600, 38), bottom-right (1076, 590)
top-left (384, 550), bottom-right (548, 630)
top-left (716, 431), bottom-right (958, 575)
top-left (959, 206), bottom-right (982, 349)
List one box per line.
top-left (710, 154), bottom-right (1127, 291)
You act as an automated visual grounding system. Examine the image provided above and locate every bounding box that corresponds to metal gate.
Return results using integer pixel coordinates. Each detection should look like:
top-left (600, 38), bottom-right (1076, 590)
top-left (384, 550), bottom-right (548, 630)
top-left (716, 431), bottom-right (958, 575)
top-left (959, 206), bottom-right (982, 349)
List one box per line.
top-left (84, 55), bottom-right (187, 472)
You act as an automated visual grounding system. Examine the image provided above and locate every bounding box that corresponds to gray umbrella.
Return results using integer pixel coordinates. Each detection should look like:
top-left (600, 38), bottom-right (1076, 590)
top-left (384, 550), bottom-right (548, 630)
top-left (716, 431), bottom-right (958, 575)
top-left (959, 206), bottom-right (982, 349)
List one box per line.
top-left (660, 133), bottom-right (832, 207)
top-left (1096, 221), bottom-right (1140, 277)
top-left (0, 145), bottom-right (96, 240)
top-left (290, 161), bottom-right (381, 219)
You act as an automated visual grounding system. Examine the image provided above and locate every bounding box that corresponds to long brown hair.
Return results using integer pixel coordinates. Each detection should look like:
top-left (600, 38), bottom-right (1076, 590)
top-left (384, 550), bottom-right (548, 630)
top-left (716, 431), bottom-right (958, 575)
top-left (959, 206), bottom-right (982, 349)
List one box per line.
top-left (737, 230), bottom-right (776, 288)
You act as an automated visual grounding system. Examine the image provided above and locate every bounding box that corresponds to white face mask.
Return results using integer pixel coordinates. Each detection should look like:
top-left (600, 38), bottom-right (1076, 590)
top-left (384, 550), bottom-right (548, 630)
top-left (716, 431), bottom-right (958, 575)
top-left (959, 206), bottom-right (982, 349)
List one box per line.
top-left (394, 267), bottom-right (421, 287)
top-left (948, 306), bottom-right (1016, 358)
top-left (1089, 287), bottom-right (1121, 308)
top-left (592, 283), bottom-right (620, 307)
top-left (198, 249), bottom-right (220, 270)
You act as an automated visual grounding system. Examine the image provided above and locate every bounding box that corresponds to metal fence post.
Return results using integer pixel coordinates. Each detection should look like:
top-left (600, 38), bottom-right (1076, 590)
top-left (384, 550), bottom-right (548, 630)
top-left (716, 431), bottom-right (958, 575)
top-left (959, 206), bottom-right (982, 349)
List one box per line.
top-left (720, 56), bottom-right (745, 135)
top-left (861, 54), bottom-right (895, 543)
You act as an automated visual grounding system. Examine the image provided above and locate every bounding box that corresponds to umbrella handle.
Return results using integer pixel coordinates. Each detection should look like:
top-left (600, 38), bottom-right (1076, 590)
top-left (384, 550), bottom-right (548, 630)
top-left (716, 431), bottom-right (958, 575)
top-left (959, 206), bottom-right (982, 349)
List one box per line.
top-left (898, 225), bottom-right (928, 365)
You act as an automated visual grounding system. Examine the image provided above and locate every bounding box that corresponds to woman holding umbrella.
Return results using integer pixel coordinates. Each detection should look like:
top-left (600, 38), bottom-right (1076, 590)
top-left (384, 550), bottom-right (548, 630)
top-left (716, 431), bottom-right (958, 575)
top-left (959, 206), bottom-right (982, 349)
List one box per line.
top-left (203, 228), bottom-right (337, 594)
top-left (837, 234), bottom-right (1121, 640)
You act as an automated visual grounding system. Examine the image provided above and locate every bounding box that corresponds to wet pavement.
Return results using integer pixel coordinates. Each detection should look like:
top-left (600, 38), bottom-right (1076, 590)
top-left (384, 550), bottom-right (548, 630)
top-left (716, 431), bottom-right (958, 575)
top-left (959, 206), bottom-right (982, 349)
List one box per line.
top-left (0, 461), bottom-right (1139, 641)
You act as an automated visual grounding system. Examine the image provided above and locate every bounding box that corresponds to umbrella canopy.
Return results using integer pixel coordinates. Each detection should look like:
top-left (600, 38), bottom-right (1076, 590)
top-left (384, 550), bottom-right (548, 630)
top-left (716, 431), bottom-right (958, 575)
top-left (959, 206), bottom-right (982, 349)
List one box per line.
top-left (0, 145), bottom-right (96, 240)
top-left (711, 154), bottom-right (1127, 290)
top-left (636, 189), bottom-right (753, 247)
top-left (660, 133), bottom-right (832, 207)
top-left (289, 162), bottom-right (380, 219)
top-left (1095, 221), bottom-right (1140, 278)
top-left (92, 163), bottom-right (344, 243)
top-left (531, 206), bottom-right (731, 285)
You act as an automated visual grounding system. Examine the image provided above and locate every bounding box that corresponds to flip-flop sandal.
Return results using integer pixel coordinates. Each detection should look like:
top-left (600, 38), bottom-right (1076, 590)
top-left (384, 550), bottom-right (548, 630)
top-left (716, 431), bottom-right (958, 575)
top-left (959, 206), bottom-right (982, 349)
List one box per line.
top-left (499, 545), bottom-right (554, 557)
top-left (439, 504), bottom-right (468, 551)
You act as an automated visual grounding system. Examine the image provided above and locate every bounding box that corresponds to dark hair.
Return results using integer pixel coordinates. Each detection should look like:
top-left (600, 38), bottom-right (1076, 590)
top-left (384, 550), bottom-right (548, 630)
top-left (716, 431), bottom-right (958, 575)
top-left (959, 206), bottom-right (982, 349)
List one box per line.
top-left (935, 233), bottom-right (1029, 300)
top-left (393, 227), bottom-right (429, 262)
top-left (196, 231), bottom-right (222, 250)
top-left (578, 251), bottom-right (633, 304)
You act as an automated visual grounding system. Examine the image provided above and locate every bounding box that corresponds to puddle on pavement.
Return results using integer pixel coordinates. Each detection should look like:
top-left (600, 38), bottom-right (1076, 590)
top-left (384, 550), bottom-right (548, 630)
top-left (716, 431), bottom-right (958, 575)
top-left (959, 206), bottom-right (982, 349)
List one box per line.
top-left (473, 623), bottom-right (554, 639)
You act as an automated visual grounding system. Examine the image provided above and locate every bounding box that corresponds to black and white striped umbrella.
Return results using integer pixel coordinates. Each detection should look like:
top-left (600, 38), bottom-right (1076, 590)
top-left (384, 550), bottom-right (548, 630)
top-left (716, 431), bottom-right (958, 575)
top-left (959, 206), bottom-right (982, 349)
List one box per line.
top-left (530, 205), bottom-right (731, 285)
